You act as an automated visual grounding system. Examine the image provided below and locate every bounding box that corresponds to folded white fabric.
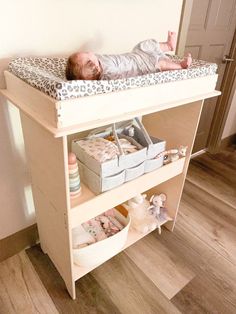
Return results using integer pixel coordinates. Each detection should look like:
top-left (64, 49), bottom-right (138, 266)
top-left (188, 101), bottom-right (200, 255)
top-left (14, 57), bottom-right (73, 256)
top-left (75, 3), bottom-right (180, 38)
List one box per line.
top-left (78, 138), bottom-right (119, 163)
top-left (72, 224), bottom-right (96, 249)
top-left (118, 138), bottom-right (138, 154)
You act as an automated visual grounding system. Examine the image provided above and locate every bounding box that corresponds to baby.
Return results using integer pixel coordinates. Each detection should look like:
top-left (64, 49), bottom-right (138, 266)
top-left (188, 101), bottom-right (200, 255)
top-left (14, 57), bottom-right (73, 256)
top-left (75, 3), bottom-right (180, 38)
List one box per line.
top-left (66, 31), bottom-right (192, 81)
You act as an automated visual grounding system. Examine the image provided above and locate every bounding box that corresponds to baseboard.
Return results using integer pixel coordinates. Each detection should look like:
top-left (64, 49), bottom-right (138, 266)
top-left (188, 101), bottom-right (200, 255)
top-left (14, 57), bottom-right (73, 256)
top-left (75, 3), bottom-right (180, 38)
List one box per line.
top-left (0, 224), bottom-right (39, 262)
top-left (220, 134), bottom-right (236, 150)
top-left (191, 148), bottom-right (206, 159)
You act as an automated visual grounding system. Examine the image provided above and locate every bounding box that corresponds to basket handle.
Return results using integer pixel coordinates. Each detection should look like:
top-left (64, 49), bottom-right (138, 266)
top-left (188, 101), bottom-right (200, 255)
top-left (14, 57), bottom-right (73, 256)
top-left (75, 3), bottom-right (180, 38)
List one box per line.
top-left (134, 117), bottom-right (153, 145)
top-left (87, 118), bottom-right (152, 154)
top-left (87, 124), bottom-right (124, 156)
top-left (87, 125), bottom-right (112, 137)
top-left (112, 123), bottom-right (125, 156)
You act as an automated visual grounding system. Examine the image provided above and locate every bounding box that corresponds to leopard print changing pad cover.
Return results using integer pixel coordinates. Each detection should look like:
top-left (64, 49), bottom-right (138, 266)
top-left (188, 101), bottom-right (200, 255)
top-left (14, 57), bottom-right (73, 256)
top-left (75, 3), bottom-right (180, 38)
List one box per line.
top-left (8, 56), bottom-right (217, 101)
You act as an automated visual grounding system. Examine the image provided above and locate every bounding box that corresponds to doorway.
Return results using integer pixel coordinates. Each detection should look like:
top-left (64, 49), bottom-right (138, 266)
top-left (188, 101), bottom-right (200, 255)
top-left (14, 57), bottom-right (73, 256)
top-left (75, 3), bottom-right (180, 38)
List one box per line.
top-left (178, 0), bottom-right (236, 153)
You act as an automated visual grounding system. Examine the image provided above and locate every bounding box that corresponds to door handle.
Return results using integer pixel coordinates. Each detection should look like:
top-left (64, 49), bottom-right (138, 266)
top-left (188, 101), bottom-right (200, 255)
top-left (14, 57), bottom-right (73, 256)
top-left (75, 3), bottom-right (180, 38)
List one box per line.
top-left (222, 55), bottom-right (234, 63)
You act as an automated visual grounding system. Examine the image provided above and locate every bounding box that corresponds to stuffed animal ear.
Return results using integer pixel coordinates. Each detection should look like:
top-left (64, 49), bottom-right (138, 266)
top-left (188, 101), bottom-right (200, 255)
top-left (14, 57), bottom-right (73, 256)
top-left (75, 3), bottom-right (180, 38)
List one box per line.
top-left (150, 195), bottom-right (155, 203)
top-left (159, 193), bottom-right (167, 202)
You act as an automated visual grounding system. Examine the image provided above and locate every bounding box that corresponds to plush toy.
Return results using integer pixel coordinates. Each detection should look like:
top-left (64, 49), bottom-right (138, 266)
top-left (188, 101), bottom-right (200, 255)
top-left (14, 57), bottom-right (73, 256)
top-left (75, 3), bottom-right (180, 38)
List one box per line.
top-left (149, 193), bottom-right (170, 234)
top-left (178, 145), bottom-right (188, 157)
top-left (149, 193), bottom-right (166, 216)
top-left (123, 194), bottom-right (157, 233)
top-left (156, 145), bottom-right (188, 165)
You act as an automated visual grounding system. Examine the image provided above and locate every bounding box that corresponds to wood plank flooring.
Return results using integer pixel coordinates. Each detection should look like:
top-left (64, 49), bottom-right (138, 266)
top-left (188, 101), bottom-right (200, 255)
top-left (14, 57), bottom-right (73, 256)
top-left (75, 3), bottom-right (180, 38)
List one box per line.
top-left (187, 150), bottom-right (236, 208)
top-left (1, 148), bottom-right (236, 313)
top-left (0, 251), bottom-right (58, 314)
top-left (125, 232), bottom-right (195, 299)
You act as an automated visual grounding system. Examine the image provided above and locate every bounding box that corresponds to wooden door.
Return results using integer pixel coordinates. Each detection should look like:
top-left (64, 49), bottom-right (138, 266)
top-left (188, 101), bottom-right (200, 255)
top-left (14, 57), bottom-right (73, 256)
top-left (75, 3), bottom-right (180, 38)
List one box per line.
top-left (184, 0), bottom-right (236, 152)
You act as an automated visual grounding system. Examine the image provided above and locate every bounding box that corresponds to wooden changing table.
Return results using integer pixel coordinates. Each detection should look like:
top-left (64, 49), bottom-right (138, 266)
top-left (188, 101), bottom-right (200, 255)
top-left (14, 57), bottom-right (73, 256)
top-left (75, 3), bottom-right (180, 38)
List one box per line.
top-left (1, 70), bottom-right (220, 299)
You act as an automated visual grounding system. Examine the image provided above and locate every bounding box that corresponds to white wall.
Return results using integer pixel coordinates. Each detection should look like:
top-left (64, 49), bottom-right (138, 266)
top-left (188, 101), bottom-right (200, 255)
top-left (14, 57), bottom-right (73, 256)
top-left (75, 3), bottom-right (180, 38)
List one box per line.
top-left (0, 0), bottom-right (183, 239)
top-left (0, 0), bottom-right (183, 58)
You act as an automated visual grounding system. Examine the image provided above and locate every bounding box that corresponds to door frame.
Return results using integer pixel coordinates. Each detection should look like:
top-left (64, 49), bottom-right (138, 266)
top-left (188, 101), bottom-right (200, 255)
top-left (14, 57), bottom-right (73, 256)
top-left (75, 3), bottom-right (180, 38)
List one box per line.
top-left (207, 30), bottom-right (236, 153)
top-left (177, 0), bottom-right (236, 153)
top-left (176, 0), bottom-right (193, 57)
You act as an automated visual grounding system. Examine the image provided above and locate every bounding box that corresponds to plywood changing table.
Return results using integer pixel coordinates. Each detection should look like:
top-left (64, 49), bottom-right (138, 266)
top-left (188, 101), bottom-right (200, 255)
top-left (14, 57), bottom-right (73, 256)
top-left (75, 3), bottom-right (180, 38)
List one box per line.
top-left (0, 56), bottom-right (220, 299)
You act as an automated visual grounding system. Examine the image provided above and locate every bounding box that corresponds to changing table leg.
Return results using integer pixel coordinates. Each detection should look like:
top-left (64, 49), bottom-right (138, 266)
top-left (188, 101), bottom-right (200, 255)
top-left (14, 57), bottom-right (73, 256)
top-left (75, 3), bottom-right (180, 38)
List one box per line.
top-left (65, 280), bottom-right (76, 300)
top-left (20, 112), bottom-right (75, 299)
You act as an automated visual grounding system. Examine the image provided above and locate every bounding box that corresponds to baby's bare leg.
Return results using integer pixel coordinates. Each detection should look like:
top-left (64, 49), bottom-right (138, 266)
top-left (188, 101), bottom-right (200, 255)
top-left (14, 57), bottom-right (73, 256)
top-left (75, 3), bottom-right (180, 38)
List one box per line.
top-left (157, 53), bottom-right (192, 71)
top-left (159, 31), bottom-right (176, 52)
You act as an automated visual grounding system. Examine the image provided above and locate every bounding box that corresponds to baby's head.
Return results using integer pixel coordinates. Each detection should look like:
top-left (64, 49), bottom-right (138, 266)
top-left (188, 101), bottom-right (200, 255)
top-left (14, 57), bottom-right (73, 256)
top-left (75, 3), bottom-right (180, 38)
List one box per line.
top-left (66, 52), bottom-right (101, 80)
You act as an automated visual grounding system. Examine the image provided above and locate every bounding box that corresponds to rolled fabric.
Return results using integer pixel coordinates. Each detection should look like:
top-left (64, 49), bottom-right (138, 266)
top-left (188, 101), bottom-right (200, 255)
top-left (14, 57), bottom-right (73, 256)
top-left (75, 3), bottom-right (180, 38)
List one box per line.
top-left (72, 225), bottom-right (95, 249)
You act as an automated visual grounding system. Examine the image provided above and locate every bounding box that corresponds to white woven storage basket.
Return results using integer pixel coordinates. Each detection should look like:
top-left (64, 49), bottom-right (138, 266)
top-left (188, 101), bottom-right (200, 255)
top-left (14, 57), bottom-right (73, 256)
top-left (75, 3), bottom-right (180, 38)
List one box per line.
top-left (73, 209), bottom-right (130, 267)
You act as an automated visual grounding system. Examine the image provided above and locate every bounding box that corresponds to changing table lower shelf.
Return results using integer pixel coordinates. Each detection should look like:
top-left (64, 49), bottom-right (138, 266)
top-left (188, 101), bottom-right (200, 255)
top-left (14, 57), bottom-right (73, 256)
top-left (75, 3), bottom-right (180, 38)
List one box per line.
top-left (69, 157), bottom-right (186, 227)
top-left (73, 216), bottom-right (171, 281)
top-left (71, 158), bottom-right (185, 281)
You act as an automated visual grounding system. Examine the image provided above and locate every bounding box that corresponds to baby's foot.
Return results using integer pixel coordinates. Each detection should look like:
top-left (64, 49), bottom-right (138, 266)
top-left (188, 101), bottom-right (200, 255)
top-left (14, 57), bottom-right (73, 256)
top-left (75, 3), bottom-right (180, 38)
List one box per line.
top-left (167, 31), bottom-right (176, 51)
top-left (180, 53), bottom-right (192, 69)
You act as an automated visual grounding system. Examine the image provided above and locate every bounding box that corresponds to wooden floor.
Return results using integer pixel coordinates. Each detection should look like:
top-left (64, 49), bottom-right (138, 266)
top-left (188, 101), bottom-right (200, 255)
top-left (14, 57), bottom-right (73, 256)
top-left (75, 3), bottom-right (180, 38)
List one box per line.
top-left (1, 148), bottom-right (236, 314)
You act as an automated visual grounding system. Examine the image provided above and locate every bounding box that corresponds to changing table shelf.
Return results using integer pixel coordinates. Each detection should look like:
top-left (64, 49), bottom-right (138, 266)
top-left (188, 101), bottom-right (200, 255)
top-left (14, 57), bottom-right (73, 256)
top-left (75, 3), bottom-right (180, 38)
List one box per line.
top-left (1, 68), bottom-right (221, 300)
top-left (69, 158), bottom-right (185, 227)
top-left (73, 215), bottom-right (172, 281)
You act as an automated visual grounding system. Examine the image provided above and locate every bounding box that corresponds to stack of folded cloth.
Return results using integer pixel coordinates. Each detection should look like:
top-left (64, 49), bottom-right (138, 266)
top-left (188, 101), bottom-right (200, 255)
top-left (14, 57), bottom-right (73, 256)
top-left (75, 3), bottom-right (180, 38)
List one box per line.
top-left (78, 138), bottom-right (120, 163)
top-left (72, 208), bottom-right (124, 249)
top-left (77, 135), bottom-right (142, 163)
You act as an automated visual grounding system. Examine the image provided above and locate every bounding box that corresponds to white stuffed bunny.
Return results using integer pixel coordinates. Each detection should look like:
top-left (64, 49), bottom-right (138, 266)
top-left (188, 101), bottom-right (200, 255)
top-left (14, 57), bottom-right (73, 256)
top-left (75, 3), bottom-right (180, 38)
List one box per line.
top-left (124, 193), bottom-right (157, 234)
top-left (149, 193), bottom-right (168, 234)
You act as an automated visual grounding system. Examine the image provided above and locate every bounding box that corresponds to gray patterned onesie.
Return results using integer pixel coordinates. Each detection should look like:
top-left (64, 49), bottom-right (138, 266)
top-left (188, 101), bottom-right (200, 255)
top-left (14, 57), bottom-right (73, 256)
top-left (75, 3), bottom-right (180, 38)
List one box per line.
top-left (97, 39), bottom-right (167, 80)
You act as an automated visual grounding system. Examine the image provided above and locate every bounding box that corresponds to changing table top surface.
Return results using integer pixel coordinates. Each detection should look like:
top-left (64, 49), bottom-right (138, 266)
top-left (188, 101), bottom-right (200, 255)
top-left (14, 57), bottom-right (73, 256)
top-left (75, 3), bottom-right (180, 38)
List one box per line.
top-left (8, 56), bottom-right (217, 101)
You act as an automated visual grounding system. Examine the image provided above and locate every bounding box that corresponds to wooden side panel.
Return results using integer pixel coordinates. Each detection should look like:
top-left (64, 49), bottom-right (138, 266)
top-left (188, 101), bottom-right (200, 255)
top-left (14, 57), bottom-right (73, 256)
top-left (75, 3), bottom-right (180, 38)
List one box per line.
top-left (20, 113), bottom-right (76, 299)
top-left (58, 75), bottom-right (217, 127)
top-left (2, 69), bottom-right (220, 137)
top-left (0, 58), bottom-right (11, 88)
top-left (54, 91), bottom-right (220, 138)
top-left (5, 71), bottom-right (57, 127)
top-left (143, 100), bottom-right (204, 230)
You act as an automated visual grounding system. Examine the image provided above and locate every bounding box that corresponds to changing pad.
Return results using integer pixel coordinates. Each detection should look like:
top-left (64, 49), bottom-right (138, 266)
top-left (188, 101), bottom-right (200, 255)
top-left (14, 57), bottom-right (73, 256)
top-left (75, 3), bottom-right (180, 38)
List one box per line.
top-left (8, 56), bottom-right (217, 101)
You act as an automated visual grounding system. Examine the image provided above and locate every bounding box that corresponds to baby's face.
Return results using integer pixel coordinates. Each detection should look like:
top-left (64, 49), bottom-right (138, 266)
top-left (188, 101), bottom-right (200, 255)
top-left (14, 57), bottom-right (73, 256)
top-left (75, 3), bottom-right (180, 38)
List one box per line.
top-left (73, 52), bottom-right (101, 80)
top-left (75, 52), bottom-right (100, 69)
